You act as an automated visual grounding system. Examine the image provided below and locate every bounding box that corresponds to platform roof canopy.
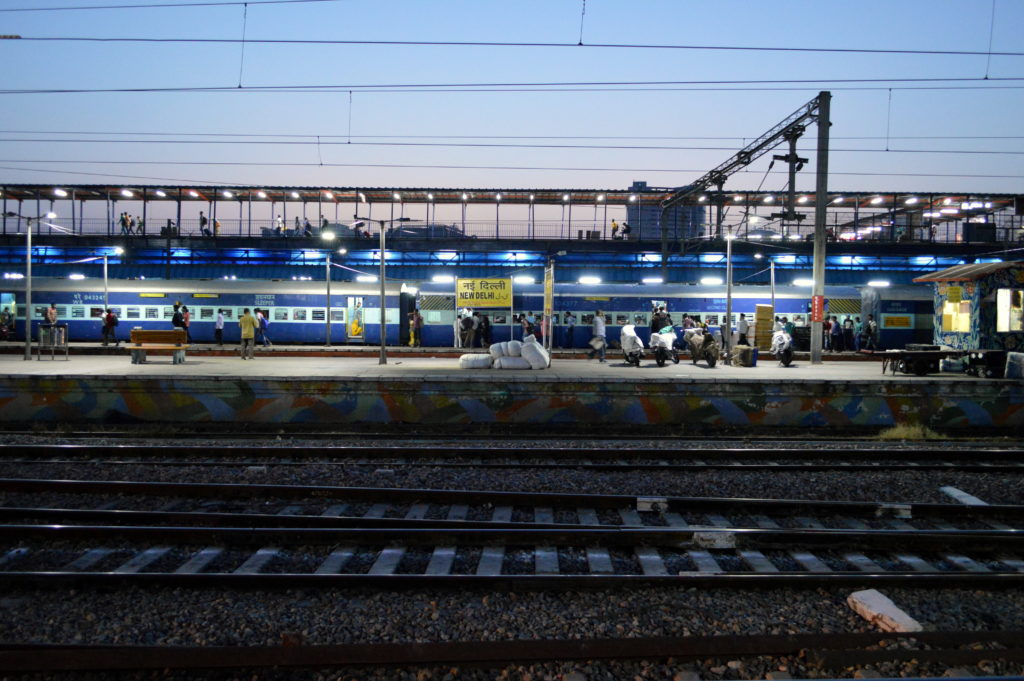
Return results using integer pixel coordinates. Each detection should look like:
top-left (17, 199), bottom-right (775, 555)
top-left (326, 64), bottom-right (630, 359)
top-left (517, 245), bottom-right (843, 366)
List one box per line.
top-left (0, 184), bottom-right (1019, 210)
top-left (912, 261), bottom-right (1022, 283)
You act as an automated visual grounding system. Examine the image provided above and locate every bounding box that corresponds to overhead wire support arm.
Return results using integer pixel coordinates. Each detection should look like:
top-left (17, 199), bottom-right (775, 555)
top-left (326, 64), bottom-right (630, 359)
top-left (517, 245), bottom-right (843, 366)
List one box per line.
top-left (660, 93), bottom-right (823, 213)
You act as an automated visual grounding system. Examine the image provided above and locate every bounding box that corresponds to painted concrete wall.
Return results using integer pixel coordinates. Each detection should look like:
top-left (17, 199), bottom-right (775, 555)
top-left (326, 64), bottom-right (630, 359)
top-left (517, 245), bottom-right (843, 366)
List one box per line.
top-left (0, 375), bottom-right (1020, 429)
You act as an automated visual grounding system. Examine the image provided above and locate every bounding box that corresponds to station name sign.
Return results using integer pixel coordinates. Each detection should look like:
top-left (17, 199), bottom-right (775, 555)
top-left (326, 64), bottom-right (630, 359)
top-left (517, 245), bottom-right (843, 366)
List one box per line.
top-left (456, 278), bottom-right (512, 308)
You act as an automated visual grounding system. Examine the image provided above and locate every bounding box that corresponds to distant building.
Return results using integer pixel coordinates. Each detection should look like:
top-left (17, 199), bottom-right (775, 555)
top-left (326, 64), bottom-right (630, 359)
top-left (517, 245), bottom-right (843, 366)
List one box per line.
top-left (625, 181), bottom-right (706, 240)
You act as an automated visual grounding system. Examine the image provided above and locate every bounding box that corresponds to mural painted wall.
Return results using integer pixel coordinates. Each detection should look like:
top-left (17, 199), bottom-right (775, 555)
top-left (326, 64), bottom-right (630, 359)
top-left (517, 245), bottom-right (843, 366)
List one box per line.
top-left (931, 266), bottom-right (1024, 351)
top-left (0, 375), bottom-right (1020, 429)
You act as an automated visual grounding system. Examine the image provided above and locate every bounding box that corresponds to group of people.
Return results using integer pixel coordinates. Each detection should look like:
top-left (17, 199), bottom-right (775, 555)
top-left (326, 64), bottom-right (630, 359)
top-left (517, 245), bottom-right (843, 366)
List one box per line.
top-left (609, 220), bottom-right (633, 240)
top-left (455, 309), bottom-right (493, 348)
top-left (823, 314), bottom-right (879, 352)
top-left (407, 309), bottom-right (424, 347)
top-left (117, 213), bottom-right (146, 236)
top-left (236, 307), bottom-right (271, 359)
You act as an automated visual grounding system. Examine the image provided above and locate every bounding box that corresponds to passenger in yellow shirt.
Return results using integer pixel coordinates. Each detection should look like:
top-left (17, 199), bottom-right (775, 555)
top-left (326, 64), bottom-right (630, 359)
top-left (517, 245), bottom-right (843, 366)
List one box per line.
top-left (238, 307), bottom-right (258, 360)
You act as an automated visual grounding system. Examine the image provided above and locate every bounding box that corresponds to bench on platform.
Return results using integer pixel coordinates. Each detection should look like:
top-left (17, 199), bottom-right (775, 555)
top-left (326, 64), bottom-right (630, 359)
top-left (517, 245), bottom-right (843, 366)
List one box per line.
top-left (129, 328), bottom-right (190, 364)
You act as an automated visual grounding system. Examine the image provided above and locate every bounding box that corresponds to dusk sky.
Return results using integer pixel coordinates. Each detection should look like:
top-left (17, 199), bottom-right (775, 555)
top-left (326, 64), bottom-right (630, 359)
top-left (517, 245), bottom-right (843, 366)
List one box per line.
top-left (1, 0), bottom-right (1022, 196)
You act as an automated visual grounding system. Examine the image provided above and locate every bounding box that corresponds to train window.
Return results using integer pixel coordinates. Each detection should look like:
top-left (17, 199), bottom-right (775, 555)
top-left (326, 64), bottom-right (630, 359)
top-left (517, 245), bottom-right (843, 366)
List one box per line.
top-left (706, 315), bottom-right (719, 326)
top-left (633, 313), bottom-right (646, 325)
top-left (996, 289), bottom-right (1024, 333)
top-left (222, 309), bottom-right (233, 319)
top-left (312, 309), bottom-right (325, 321)
top-left (145, 308), bottom-right (160, 319)
top-left (941, 301), bottom-right (971, 333)
top-left (126, 307), bottom-right (140, 319)
top-left (90, 307), bottom-right (104, 319)
top-left (71, 307), bottom-right (85, 319)
top-left (425, 310), bottom-right (441, 324)
top-left (331, 309), bottom-right (345, 322)
top-left (200, 308), bottom-right (214, 320)
top-left (274, 309), bottom-right (289, 321)
top-left (616, 314), bottom-right (629, 325)
top-left (293, 309), bottom-right (307, 321)
top-left (582, 314), bottom-right (593, 324)
top-left (164, 307), bottom-right (175, 319)
top-left (56, 306), bottom-right (68, 317)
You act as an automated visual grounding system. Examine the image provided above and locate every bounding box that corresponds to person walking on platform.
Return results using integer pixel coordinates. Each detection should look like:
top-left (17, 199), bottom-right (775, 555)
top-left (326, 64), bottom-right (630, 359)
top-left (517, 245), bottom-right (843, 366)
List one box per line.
top-left (255, 308), bottom-right (272, 347)
top-left (587, 309), bottom-right (607, 363)
top-left (737, 313), bottom-right (749, 346)
top-left (102, 308), bottom-right (119, 346)
top-left (215, 309), bottom-right (225, 346)
top-left (862, 314), bottom-right (879, 351)
top-left (239, 308), bottom-right (257, 359)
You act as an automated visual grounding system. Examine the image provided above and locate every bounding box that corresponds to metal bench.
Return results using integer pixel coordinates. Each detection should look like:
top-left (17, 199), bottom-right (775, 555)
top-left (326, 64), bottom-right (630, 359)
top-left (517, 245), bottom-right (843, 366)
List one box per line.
top-left (129, 328), bottom-right (190, 364)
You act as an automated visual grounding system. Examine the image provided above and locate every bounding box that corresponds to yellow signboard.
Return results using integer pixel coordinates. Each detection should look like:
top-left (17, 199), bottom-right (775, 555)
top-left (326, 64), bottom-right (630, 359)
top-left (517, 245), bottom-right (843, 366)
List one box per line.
top-left (884, 315), bottom-right (912, 328)
top-left (946, 286), bottom-right (962, 303)
top-left (543, 264), bottom-right (554, 319)
top-left (456, 278), bottom-right (512, 308)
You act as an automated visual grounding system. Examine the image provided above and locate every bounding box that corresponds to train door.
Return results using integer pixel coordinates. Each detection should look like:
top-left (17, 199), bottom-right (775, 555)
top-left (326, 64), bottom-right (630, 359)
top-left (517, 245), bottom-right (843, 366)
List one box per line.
top-left (398, 290), bottom-right (416, 346)
top-left (347, 297), bottom-right (364, 342)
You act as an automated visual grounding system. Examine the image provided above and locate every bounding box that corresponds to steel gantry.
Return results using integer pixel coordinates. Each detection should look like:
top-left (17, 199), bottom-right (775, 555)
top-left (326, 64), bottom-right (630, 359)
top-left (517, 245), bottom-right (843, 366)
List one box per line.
top-left (659, 91), bottom-right (831, 364)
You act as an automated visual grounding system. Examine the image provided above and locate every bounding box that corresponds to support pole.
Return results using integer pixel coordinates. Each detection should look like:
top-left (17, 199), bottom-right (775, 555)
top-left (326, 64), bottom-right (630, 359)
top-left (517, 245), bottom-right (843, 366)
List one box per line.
top-left (725, 227), bottom-right (733, 360)
top-left (810, 91), bottom-right (831, 365)
top-left (378, 220), bottom-right (387, 365)
top-left (325, 255), bottom-right (332, 347)
top-left (24, 217), bottom-right (31, 360)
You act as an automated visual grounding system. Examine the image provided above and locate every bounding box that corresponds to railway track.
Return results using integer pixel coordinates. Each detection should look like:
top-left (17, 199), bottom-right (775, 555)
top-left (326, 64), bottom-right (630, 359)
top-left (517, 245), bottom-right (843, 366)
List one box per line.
top-left (2, 631), bottom-right (1023, 675)
top-left (3, 478), bottom-right (1023, 587)
top-left (3, 444), bottom-right (1024, 472)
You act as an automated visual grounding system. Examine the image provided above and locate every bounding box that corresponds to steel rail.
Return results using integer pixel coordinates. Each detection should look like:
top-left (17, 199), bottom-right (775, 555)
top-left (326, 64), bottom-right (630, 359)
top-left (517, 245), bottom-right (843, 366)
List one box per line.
top-left (2, 444), bottom-right (1022, 461)
top-left (8, 457), bottom-right (1023, 473)
top-left (1, 522), bottom-right (1021, 550)
top-left (3, 571), bottom-right (1024, 588)
top-left (3, 478), bottom-right (1022, 520)
top-left (0, 631), bottom-right (1021, 673)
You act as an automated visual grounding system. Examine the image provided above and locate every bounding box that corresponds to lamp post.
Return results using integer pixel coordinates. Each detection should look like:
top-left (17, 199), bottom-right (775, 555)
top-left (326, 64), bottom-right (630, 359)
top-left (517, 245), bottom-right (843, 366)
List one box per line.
top-left (352, 215), bottom-right (410, 364)
top-left (103, 246), bottom-right (125, 309)
top-left (3, 210), bottom-right (56, 360)
top-left (320, 230), bottom-right (337, 346)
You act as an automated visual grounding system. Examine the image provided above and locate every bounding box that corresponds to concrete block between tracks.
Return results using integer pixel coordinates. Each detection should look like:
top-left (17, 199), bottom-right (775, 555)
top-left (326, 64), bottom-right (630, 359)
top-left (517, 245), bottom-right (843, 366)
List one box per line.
top-left (692, 531), bottom-right (736, 549)
top-left (847, 588), bottom-right (923, 633)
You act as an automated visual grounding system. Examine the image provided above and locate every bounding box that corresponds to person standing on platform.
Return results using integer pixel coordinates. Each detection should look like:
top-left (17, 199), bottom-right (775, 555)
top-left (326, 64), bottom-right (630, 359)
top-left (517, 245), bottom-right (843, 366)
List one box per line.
top-left (737, 313), bottom-right (749, 345)
top-left (215, 309), bottom-right (225, 346)
top-left (102, 308), bottom-right (119, 346)
top-left (171, 303), bottom-right (184, 332)
top-left (470, 310), bottom-right (480, 347)
top-left (830, 315), bottom-right (843, 352)
top-left (587, 309), bottom-right (607, 363)
top-left (479, 314), bottom-right (491, 346)
top-left (843, 315), bottom-right (855, 352)
top-left (239, 308), bottom-right (257, 359)
top-left (321, 216), bottom-right (330, 232)
top-left (198, 212), bottom-right (209, 237)
top-left (45, 303), bottom-right (58, 327)
top-left (563, 311), bottom-right (576, 348)
top-left (863, 314), bottom-right (879, 351)
top-left (610, 219), bottom-right (620, 240)
top-left (181, 305), bottom-right (193, 343)
top-left (453, 314), bottom-right (463, 348)
top-left (409, 309), bottom-right (423, 347)
top-left (854, 316), bottom-right (863, 351)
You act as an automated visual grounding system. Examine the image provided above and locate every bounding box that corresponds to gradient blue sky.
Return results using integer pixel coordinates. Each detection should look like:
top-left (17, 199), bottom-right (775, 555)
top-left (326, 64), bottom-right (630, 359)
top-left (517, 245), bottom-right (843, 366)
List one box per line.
top-left (1, 0), bottom-right (1021, 195)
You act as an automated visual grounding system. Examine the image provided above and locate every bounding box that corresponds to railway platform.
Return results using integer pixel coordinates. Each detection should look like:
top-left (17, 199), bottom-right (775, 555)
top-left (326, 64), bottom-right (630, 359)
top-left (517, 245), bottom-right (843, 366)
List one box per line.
top-left (0, 344), bottom-right (1020, 429)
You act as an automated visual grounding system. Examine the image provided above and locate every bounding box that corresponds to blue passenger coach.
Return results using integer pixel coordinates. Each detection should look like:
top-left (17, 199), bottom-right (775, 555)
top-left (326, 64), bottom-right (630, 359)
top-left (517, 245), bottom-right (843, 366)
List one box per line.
top-left (3, 278), bottom-right (932, 349)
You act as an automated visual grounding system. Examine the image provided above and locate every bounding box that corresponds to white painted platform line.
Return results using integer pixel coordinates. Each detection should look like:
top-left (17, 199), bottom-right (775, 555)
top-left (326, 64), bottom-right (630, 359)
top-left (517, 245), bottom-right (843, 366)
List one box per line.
top-left (533, 507), bottom-right (559, 575)
top-left (847, 588), bottom-right (923, 633)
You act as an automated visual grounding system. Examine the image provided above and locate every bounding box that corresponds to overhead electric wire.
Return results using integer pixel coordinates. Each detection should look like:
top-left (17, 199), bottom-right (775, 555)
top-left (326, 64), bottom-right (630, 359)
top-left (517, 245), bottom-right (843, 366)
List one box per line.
top-left (7, 35), bottom-right (1024, 58)
top-left (2, 130), bottom-right (1023, 142)
top-left (3, 159), bottom-right (1022, 179)
top-left (1, 76), bottom-right (1023, 96)
top-left (2, 136), bottom-right (1020, 155)
top-left (0, 0), bottom-right (340, 11)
